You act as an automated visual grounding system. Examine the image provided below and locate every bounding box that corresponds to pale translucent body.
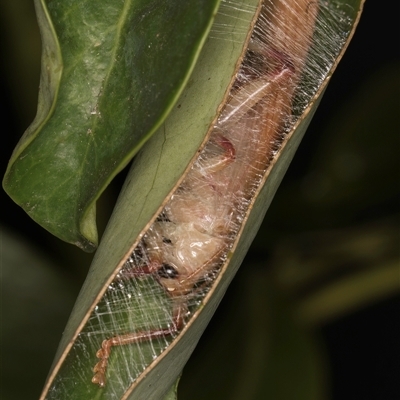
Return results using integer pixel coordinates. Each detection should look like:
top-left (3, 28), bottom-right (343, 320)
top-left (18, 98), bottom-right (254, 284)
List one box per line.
top-left (92, 0), bottom-right (320, 388)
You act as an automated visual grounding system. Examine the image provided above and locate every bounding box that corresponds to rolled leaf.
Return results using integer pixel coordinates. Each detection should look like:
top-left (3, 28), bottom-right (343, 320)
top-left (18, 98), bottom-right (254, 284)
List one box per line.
top-left (40, 0), bottom-right (365, 399)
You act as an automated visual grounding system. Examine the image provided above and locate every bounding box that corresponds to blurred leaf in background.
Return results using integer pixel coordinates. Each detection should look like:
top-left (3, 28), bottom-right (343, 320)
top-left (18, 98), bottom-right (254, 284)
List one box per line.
top-left (0, 0), bottom-right (399, 399)
top-left (1, 227), bottom-right (77, 398)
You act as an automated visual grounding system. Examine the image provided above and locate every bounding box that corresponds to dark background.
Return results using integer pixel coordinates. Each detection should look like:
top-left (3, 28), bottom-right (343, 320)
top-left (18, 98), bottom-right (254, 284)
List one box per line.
top-left (1, 0), bottom-right (399, 399)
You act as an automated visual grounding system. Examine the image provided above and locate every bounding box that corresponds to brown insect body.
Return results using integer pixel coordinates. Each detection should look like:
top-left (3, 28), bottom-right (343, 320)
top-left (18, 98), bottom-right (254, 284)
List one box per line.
top-left (92, 0), bottom-right (319, 388)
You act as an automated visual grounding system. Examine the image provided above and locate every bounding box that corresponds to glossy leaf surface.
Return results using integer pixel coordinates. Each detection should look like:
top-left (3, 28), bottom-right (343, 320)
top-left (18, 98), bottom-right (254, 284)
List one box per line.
top-left (3, 0), bottom-right (220, 251)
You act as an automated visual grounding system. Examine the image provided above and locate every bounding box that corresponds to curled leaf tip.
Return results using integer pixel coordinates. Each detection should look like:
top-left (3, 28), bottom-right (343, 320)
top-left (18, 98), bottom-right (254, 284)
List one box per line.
top-left (4, 0), bottom-right (221, 250)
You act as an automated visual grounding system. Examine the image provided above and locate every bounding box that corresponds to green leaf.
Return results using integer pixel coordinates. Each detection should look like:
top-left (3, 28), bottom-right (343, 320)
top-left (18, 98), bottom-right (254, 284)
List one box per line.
top-left (0, 227), bottom-right (77, 399)
top-left (3, 0), bottom-right (221, 251)
top-left (162, 378), bottom-right (180, 400)
top-left (39, 0), bottom-right (365, 398)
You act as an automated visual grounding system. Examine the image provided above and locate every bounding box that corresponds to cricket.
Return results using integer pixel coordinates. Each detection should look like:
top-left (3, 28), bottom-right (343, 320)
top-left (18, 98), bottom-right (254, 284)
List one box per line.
top-left (31, 0), bottom-right (358, 397)
top-left (91, 0), bottom-right (320, 388)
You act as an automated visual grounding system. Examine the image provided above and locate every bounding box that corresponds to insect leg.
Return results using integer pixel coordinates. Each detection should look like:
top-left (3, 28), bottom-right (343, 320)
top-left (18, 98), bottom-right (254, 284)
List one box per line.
top-left (197, 134), bottom-right (236, 176)
top-left (92, 304), bottom-right (186, 387)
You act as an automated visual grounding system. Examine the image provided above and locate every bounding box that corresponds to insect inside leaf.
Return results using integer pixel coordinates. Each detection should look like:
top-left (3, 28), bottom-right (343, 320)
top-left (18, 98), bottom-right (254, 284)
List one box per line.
top-left (41, 0), bottom-right (356, 398)
top-left (90, 0), bottom-right (351, 389)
